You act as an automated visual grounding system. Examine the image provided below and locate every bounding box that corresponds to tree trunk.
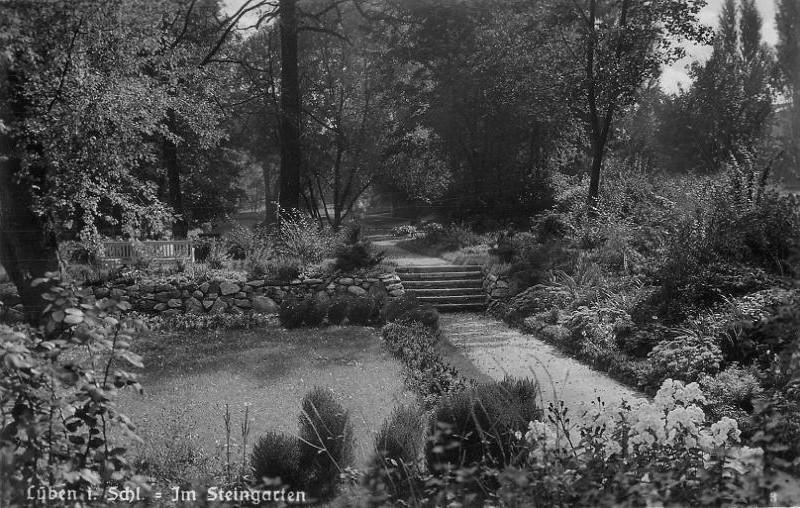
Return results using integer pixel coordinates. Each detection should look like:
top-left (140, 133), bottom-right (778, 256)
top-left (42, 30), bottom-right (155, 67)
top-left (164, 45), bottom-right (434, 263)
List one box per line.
top-left (0, 65), bottom-right (59, 323)
top-left (278, 0), bottom-right (302, 212)
top-left (587, 139), bottom-right (603, 207)
top-left (164, 136), bottom-right (187, 238)
top-left (263, 160), bottom-right (276, 224)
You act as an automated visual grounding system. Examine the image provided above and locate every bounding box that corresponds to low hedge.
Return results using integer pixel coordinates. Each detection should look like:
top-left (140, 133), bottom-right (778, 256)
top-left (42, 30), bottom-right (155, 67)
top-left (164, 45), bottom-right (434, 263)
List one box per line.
top-left (381, 321), bottom-right (467, 408)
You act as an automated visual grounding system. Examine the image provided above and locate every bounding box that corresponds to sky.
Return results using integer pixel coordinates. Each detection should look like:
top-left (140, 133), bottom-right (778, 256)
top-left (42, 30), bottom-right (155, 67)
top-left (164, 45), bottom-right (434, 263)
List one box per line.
top-left (224, 0), bottom-right (780, 94)
top-left (662, 0), bottom-right (779, 93)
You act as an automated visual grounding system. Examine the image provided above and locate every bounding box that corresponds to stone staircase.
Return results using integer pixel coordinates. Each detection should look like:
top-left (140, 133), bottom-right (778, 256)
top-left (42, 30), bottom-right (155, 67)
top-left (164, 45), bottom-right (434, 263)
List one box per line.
top-left (397, 265), bottom-right (486, 312)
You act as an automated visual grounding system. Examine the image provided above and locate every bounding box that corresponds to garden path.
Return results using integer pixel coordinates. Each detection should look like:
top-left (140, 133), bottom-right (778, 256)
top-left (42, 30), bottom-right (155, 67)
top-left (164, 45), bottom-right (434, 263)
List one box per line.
top-left (368, 217), bottom-right (645, 413)
top-left (439, 313), bottom-right (646, 412)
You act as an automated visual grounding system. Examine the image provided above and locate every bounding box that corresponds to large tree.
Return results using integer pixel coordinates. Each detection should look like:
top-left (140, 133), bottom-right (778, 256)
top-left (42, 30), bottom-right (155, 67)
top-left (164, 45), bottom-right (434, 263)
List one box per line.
top-left (776, 0), bottom-right (800, 176)
top-left (546, 0), bottom-right (709, 204)
top-left (0, 0), bottom-right (238, 319)
top-left (369, 0), bottom-right (571, 223)
top-left (658, 0), bottom-right (776, 173)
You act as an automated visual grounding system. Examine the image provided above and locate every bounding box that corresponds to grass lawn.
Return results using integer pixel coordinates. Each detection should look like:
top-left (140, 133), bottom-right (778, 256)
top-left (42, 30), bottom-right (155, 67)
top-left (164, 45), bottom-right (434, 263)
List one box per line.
top-left (118, 323), bottom-right (416, 481)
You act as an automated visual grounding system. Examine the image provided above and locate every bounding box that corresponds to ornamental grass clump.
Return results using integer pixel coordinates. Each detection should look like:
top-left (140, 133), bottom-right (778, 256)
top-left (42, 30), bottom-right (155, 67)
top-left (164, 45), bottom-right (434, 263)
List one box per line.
top-left (250, 432), bottom-right (304, 490)
top-left (298, 387), bottom-right (354, 501)
top-left (367, 405), bottom-right (426, 503)
top-left (249, 387), bottom-right (353, 503)
top-left (425, 377), bottom-right (540, 474)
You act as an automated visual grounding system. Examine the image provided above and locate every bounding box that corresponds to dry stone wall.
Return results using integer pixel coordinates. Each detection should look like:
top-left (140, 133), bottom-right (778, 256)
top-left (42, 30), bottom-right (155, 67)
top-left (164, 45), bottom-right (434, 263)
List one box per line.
top-left (482, 271), bottom-right (511, 300)
top-left (79, 272), bottom-right (405, 316)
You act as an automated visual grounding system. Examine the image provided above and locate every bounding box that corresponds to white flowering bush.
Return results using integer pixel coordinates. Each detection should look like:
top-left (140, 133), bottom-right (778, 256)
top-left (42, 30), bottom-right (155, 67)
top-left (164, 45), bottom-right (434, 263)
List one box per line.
top-left (499, 379), bottom-right (765, 506)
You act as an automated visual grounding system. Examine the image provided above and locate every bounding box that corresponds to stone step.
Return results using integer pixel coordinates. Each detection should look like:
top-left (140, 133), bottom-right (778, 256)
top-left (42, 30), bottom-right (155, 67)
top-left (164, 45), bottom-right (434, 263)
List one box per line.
top-left (412, 287), bottom-right (484, 297)
top-left (435, 302), bottom-right (487, 313)
top-left (399, 271), bottom-right (483, 281)
top-left (403, 279), bottom-right (483, 289)
top-left (418, 295), bottom-right (486, 305)
top-left (397, 265), bottom-right (482, 273)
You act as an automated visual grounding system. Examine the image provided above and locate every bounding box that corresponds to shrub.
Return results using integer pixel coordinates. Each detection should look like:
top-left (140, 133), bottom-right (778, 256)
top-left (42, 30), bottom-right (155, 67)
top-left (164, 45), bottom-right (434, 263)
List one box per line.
top-left (278, 296), bottom-right (326, 328)
top-left (0, 278), bottom-right (145, 505)
top-left (224, 223), bottom-right (257, 260)
top-left (499, 379), bottom-right (765, 506)
top-left (347, 296), bottom-right (380, 326)
top-left (533, 212), bottom-right (570, 242)
top-left (243, 243), bottom-right (273, 280)
top-left (327, 297), bottom-right (349, 325)
top-left (642, 332), bottom-right (723, 389)
top-left (298, 387), bottom-right (354, 501)
top-left (425, 377), bottom-right (540, 474)
top-left (381, 322), bottom-right (465, 405)
top-left (368, 405), bottom-right (425, 502)
top-left (748, 393), bottom-right (800, 474)
top-left (276, 209), bottom-right (335, 266)
top-left (373, 405), bottom-right (424, 469)
top-left (334, 241), bottom-right (385, 272)
top-left (270, 258), bottom-right (301, 283)
top-left (700, 365), bottom-right (763, 415)
top-left (614, 323), bottom-right (667, 358)
top-left (206, 238), bottom-right (231, 269)
top-left (250, 432), bottom-right (304, 489)
top-left (382, 293), bottom-right (440, 332)
top-left (507, 240), bottom-right (576, 294)
top-left (391, 224), bottom-right (420, 238)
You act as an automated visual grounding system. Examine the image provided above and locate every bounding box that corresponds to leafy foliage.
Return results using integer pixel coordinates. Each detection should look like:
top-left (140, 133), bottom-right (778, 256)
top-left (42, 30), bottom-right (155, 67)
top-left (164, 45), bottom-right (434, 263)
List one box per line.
top-left (0, 276), bottom-right (146, 504)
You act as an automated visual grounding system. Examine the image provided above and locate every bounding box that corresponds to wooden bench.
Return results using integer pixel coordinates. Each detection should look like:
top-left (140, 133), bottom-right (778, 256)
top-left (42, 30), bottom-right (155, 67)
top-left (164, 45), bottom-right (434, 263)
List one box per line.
top-left (101, 240), bottom-right (195, 265)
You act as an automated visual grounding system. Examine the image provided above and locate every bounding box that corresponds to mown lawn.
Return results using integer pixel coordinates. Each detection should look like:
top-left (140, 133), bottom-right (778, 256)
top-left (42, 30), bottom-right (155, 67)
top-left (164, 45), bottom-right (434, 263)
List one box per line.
top-left (117, 323), bottom-right (415, 481)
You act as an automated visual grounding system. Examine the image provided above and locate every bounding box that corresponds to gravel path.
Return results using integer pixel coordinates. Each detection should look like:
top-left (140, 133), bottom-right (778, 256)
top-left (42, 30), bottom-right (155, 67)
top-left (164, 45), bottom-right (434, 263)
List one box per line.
top-left (367, 221), bottom-right (645, 413)
top-left (440, 313), bottom-right (645, 412)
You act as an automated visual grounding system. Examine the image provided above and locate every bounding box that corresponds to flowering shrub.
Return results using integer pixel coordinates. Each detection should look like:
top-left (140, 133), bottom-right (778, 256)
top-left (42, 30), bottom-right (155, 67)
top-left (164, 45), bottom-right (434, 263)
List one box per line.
top-left (499, 379), bottom-right (765, 506)
top-left (391, 224), bottom-right (420, 238)
top-left (641, 332), bottom-right (723, 389)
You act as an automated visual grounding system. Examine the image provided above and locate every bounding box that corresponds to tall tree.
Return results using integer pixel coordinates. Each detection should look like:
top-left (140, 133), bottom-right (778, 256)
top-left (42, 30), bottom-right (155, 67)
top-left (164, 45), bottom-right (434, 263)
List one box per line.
top-left (278, 0), bottom-right (302, 212)
top-left (776, 0), bottom-right (800, 175)
top-left (547, 0), bottom-right (709, 205)
top-left (658, 0), bottom-right (775, 173)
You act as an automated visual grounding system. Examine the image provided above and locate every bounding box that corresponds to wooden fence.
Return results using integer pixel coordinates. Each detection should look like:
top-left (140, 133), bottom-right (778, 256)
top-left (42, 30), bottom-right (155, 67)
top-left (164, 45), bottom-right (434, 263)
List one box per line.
top-left (101, 241), bottom-right (195, 264)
